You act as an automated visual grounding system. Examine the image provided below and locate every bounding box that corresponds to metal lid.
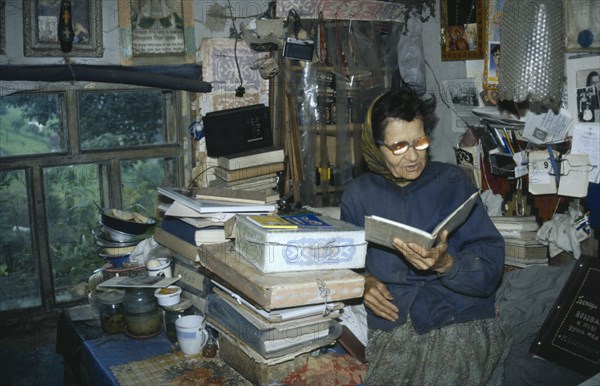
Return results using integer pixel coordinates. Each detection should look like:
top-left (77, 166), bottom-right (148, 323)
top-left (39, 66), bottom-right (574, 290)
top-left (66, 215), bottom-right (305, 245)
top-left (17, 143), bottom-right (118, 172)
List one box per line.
top-left (97, 289), bottom-right (125, 305)
top-left (162, 298), bottom-right (193, 312)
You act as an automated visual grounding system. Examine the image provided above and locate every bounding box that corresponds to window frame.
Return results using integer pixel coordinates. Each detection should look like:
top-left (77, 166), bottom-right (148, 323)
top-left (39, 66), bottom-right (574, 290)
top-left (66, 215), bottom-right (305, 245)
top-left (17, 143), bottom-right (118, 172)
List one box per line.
top-left (0, 82), bottom-right (191, 313)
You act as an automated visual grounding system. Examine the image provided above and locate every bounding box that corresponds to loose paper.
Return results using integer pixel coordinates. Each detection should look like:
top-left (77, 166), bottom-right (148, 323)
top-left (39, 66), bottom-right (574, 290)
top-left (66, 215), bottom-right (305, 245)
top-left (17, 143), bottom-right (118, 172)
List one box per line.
top-left (529, 150), bottom-right (558, 195)
top-left (570, 123), bottom-right (600, 183)
top-left (557, 154), bottom-right (590, 197)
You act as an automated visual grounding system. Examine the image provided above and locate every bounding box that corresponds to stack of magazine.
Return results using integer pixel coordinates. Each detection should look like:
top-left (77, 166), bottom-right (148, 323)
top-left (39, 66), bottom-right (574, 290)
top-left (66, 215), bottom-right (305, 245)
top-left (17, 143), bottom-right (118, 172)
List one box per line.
top-left (490, 216), bottom-right (548, 269)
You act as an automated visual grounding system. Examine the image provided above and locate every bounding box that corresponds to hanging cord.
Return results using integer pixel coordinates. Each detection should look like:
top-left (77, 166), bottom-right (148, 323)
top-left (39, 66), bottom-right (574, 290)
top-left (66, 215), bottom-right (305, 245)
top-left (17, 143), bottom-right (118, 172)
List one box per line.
top-left (227, 0), bottom-right (244, 97)
top-left (316, 278), bottom-right (331, 316)
top-left (64, 56), bottom-right (76, 83)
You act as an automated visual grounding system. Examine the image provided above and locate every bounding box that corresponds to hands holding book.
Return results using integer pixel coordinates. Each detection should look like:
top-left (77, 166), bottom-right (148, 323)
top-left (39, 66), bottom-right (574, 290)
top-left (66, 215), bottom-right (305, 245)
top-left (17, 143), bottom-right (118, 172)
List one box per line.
top-left (392, 229), bottom-right (454, 274)
top-left (363, 230), bottom-right (454, 322)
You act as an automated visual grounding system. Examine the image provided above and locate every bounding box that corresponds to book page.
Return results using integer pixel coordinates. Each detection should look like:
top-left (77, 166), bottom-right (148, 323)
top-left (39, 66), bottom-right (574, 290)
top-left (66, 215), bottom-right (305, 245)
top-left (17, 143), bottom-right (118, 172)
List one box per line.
top-left (365, 191), bottom-right (479, 249)
top-left (431, 191), bottom-right (479, 237)
top-left (365, 216), bottom-right (435, 249)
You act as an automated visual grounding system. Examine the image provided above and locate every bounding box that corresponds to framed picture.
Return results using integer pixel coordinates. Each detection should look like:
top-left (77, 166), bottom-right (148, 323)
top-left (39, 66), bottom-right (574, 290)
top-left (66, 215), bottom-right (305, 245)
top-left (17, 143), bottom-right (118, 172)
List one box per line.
top-left (566, 56), bottom-right (600, 123)
top-left (564, 0), bottom-right (600, 52)
top-left (118, 0), bottom-right (195, 65)
top-left (440, 0), bottom-right (486, 61)
top-left (23, 0), bottom-right (103, 57)
top-left (483, 0), bottom-right (507, 89)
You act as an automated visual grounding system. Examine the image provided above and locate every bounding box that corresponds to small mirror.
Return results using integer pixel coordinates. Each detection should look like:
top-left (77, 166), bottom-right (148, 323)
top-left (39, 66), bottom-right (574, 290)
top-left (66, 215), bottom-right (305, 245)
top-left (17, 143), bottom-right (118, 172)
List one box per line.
top-left (440, 0), bottom-right (486, 61)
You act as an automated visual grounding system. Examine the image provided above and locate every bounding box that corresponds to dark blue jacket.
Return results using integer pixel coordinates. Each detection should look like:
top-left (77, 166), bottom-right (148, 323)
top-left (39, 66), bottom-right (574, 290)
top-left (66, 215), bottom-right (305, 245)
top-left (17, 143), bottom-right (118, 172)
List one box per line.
top-left (340, 161), bottom-right (505, 334)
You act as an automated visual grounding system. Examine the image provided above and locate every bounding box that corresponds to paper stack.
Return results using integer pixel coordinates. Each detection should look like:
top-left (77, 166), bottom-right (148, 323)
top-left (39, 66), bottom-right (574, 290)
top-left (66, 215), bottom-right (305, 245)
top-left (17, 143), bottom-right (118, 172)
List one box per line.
top-left (491, 216), bottom-right (548, 269)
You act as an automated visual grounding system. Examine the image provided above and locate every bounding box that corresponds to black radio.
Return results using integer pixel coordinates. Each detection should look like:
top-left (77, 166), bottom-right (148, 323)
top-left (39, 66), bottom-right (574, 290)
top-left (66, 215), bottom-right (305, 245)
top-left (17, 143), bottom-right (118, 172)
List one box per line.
top-left (203, 104), bottom-right (272, 157)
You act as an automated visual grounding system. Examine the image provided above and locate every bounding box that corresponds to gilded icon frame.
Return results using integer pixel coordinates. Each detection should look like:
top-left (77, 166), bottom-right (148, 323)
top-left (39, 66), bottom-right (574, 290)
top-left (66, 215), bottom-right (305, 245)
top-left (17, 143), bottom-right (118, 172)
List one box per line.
top-left (23, 0), bottom-right (103, 57)
top-left (440, 0), bottom-right (486, 61)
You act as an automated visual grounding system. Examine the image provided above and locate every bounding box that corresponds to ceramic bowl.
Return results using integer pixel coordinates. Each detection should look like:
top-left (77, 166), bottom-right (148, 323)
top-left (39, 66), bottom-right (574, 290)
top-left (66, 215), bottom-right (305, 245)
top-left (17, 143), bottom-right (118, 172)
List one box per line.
top-left (154, 286), bottom-right (182, 307)
top-left (99, 208), bottom-right (156, 235)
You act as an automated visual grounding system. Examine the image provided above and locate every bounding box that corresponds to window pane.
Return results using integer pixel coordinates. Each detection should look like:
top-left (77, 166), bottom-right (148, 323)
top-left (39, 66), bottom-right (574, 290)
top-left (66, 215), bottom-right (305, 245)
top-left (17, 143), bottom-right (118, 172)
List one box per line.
top-left (0, 93), bottom-right (65, 156)
top-left (121, 157), bottom-right (177, 215)
top-left (79, 90), bottom-right (170, 150)
top-left (44, 164), bottom-right (102, 303)
top-left (0, 170), bottom-right (41, 310)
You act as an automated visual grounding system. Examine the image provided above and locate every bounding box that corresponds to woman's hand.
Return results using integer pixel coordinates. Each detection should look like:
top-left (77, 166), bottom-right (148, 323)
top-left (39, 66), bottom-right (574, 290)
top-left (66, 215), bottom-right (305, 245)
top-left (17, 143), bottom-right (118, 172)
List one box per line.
top-left (363, 274), bottom-right (399, 322)
top-left (392, 229), bottom-right (454, 274)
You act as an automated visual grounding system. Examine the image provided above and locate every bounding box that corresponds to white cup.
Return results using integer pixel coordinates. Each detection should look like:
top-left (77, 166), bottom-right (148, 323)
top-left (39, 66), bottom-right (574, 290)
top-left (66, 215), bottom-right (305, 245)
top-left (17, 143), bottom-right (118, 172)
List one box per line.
top-left (146, 257), bottom-right (172, 278)
top-left (175, 315), bottom-right (208, 355)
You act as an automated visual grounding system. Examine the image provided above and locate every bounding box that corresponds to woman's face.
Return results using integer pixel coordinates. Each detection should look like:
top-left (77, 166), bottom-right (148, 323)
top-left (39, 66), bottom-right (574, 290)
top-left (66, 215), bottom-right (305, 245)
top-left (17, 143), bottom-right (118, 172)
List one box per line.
top-left (590, 74), bottom-right (600, 90)
top-left (379, 117), bottom-right (428, 184)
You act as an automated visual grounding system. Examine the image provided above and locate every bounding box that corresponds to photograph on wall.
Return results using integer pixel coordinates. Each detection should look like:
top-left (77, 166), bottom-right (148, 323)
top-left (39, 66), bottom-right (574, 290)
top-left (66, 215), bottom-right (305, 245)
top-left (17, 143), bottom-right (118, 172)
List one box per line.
top-left (576, 68), bottom-right (600, 122)
top-left (441, 78), bottom-right (481, 132)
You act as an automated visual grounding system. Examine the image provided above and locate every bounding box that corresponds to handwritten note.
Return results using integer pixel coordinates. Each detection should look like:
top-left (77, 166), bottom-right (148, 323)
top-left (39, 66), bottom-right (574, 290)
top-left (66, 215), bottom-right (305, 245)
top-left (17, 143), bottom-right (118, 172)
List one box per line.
top-left (571, 123), bottom-right (600, 183)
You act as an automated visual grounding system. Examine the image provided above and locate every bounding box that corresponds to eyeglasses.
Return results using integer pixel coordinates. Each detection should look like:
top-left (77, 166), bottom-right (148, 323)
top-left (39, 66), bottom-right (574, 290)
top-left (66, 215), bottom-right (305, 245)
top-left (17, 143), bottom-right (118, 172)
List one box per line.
top-left (378, 135), bottom-right (430, 155)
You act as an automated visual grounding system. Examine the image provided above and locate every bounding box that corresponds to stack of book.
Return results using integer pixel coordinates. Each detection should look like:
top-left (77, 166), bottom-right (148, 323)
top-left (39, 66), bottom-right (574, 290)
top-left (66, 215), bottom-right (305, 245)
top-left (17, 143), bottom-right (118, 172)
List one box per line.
top-left (209, 145), bottom-right (285, 193)
top-left (198, 214), bottom-right (366, 383)
top-left (154, 186), bottom-right (277, 257)
top-left (153, 187), bottom-right (279, 309)
top-left (491, 216), bottom-right (548, 269)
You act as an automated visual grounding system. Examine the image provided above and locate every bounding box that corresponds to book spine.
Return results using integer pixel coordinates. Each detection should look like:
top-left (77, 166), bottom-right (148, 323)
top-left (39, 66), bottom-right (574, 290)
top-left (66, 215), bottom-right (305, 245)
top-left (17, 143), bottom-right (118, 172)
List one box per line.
top-left (216, 163), bottom-right (284, 182)
top-left (154, 227), bottom-right (199, 262)
top-left (160, 217), bottom-right (198, 245)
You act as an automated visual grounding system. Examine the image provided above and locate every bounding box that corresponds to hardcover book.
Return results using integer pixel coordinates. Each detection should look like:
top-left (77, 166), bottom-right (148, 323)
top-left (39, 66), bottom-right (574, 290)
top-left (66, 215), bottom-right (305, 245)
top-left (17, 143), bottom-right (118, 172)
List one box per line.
top-left (245, 213), bottom-right (332, 230)
top-left (214, 162), bottom-right (285, 182)
top-left (160, 216), bottom-right (227, 246)
top-left (194, 186), bottom-right (280, 205)
top-left (157, 187), bottom-right (276, 214)
top-left (217, 146), bottom-right (285, 171)
top-left (364, 191), bottom-right (479, 249)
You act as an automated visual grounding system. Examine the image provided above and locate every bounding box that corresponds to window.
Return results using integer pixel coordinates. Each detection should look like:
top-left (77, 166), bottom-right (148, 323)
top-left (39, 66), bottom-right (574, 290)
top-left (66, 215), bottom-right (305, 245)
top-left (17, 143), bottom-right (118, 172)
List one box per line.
top-left (0, 84), bottom-right (188, 311)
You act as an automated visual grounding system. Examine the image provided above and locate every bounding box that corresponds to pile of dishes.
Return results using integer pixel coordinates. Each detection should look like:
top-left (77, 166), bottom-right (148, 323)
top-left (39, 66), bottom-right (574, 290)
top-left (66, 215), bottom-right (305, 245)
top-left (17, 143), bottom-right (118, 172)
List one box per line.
top-left (92, 207), bottom-right (156, 269)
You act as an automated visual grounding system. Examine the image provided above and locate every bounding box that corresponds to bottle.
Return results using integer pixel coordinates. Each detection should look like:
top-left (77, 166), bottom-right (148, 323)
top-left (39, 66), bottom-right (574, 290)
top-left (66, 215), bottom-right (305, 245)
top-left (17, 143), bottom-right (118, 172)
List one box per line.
top-left (162, 299), bottom-right (193, 344)
top-left (97, 289), bottom-right (126, 334)
top-left (122, 287), bottom-right (162, 338)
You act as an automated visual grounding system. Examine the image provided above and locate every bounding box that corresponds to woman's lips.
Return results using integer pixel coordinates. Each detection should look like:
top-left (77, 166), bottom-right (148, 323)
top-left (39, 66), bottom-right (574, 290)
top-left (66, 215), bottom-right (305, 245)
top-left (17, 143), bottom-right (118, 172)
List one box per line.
top-left (403, 163), bottom-right (421, 173)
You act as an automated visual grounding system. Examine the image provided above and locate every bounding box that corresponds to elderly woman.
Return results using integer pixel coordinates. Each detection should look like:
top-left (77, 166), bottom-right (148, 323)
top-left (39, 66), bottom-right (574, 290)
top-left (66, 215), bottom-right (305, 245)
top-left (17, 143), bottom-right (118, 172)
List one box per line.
top-left (340, 88), bottom-right (509, 385)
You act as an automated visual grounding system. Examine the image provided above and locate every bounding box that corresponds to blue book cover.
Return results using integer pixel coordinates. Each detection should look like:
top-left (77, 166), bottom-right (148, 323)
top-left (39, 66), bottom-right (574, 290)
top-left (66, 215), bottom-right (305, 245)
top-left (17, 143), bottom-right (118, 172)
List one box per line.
top-left (160, 217), bottom-right (224, 245)
top-left (281, 214), bottom-right (333, 228)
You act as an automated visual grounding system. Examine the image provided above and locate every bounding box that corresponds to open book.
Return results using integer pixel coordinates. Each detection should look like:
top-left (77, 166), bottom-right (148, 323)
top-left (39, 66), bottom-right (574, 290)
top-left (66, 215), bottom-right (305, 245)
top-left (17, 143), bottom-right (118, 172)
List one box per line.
top-left (364, 191), bottom-right (479, 249)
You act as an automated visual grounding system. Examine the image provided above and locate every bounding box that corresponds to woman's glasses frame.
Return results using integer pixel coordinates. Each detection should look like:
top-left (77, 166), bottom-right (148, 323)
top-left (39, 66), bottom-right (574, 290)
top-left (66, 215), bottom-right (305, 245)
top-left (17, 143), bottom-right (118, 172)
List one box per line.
top-left (378, 135), bottom-right (430, 155)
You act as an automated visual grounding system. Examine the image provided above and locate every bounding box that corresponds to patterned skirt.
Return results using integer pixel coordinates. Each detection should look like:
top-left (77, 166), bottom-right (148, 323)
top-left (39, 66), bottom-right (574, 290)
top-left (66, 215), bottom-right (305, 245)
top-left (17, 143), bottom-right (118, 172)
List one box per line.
top-left (365, 317), bottom-right (511, 386)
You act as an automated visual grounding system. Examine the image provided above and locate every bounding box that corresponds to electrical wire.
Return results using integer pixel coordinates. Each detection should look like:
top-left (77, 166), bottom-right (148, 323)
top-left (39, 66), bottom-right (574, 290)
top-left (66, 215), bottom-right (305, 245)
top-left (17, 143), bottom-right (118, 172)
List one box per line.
top-left (227, 0), bottom-right (244, 96)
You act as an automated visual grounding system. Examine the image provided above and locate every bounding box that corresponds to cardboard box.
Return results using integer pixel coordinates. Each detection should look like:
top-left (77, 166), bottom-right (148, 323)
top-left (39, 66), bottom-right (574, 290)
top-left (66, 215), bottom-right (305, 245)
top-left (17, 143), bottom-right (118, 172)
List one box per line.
top-left (197, 243), bottom-right (365, 311)
top-left (218, 335), bottom-right (309, 386)
top-left (234, 214), bottom-right (367, 273)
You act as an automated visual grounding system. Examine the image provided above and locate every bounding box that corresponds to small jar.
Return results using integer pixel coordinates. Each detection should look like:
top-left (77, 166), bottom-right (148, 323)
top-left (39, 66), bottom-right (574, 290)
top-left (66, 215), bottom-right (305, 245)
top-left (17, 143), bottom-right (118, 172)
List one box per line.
top-left (123, 287), bottom-right (162, 338)
top-left (163, 299), bottom-right (194, 343)
top-left (202, 326), bottom-right (218, 358)
top-left (97, 289), bottom-right (126, 334)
